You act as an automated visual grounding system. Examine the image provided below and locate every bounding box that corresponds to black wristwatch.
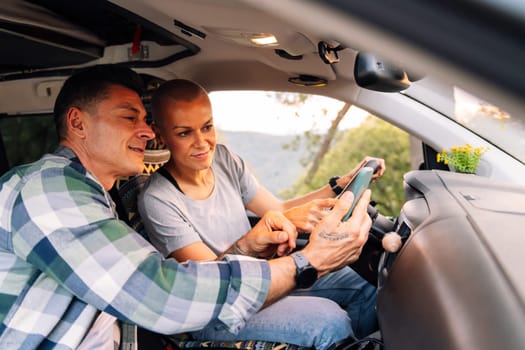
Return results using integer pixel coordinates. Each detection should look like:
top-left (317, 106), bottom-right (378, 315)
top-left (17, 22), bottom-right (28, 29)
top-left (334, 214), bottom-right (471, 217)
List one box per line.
top-left (291, 252), bottom-right (318, 289)
top-left (329, 175), bottom-right (343, 195)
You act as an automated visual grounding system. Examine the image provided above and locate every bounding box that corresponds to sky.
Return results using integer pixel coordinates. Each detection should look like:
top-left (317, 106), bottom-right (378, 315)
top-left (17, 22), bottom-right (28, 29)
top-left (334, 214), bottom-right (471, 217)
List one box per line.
top-left (209, 91), bottom-right (369, 135)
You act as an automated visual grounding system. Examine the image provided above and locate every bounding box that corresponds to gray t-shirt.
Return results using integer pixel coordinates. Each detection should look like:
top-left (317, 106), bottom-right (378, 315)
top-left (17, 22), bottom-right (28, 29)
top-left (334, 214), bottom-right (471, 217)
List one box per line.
top-left (138, 144), bottom-right (259, 257)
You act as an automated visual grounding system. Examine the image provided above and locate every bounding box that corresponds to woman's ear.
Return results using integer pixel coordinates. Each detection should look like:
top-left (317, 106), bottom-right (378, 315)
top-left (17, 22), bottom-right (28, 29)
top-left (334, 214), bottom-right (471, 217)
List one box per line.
top-left (66, 107), bottom-right (87, 139)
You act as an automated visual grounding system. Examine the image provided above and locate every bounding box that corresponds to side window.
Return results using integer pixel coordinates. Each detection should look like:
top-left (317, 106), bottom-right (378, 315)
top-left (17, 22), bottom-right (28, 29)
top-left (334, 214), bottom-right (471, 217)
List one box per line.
top-left (0, 114), bottom-right (58, 173)
top-left (209, 90), bottom-right (412, 217)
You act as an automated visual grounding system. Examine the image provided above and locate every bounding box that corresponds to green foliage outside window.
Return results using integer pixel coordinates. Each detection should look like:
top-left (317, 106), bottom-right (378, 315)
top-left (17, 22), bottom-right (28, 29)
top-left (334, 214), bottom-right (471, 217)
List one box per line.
top-left (281, 116), bottom-right (411, 217)
top-left (0, 114), bottom-right (58, 169)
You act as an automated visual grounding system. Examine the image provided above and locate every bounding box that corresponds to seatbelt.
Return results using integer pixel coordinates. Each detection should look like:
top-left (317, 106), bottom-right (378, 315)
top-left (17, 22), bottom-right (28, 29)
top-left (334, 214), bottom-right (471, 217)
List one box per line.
top-left (121, 322), bottom-right (138, 350)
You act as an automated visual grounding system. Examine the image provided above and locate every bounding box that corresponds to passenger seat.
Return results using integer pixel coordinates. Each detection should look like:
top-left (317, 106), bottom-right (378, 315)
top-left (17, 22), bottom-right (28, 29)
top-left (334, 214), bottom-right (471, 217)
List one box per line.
top-left (110, 141), bottom-right (312, 350)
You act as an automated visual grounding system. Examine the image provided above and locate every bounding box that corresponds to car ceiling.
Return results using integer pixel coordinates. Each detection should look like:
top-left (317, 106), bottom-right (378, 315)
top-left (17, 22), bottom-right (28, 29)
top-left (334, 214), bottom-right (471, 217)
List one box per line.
top-left (112, 0), bottom-right (370, 103)
top-left (1, 0), bottom-right (524, 120)
top-left (0, 0), bottom-right (364, 103)
top-left (245, 0), bottom-right (525, 126)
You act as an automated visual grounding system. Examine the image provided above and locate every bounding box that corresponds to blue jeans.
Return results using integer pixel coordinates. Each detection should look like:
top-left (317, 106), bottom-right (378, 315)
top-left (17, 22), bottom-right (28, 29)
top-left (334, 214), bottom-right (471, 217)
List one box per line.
top-left (191, 267), bottom-right (377, 349)
top-left (292, 266), bottom-right (378, 339)
top-left (192, 295), bottom-right (352, 350)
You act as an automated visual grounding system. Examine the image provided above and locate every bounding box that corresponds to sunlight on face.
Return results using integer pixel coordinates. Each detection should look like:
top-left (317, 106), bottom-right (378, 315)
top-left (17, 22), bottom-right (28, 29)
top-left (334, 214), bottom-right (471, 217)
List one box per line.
top-left (81, 85), bottom-right (152, 185)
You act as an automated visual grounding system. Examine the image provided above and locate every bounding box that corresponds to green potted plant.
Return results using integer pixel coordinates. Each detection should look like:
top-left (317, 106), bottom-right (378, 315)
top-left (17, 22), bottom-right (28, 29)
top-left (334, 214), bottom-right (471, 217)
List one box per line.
top-left (437, 144), bottom-right (488, 174)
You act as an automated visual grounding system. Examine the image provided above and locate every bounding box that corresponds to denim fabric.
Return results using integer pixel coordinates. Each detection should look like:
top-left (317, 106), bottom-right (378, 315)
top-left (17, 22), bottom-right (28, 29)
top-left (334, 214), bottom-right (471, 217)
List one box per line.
top-left (292, 266), bottom-right (378, 339)
top-left (191, 295), bottom-right (353, 350)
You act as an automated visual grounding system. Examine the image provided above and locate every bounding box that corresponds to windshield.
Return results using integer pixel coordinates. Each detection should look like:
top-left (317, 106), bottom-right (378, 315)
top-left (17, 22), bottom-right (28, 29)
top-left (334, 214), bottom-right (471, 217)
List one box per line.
top-left (453, 87), bottom-right (525, 163)
top-left (405, 77), bottom-right (525, 164)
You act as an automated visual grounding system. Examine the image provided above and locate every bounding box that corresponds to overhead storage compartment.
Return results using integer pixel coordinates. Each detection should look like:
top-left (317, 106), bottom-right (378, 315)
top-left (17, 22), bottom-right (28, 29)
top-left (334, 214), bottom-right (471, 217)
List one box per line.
top-left (0, 0), bottom-right (199, 78)
top-left (0, 0), bottom-right (105, 73)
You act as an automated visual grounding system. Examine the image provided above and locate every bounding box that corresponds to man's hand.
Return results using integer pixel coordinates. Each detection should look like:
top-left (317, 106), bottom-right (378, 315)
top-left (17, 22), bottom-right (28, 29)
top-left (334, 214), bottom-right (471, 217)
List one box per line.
top-left (262, 190), bottom-right (373, 306)
top-left (302, 189), bottom-right (372, 276)
top-left (236, 211), bottom-right (297, 258)
top-left (284, 198), bottom-right (336, 232)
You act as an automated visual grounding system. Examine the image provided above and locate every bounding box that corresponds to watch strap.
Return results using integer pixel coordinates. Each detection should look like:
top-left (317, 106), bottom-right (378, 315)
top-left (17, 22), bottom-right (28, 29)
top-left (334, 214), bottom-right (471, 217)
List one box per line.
top-left (291, 251), bottom-right (309, 269)
top-left (329, 176), bottom-right (343, 195)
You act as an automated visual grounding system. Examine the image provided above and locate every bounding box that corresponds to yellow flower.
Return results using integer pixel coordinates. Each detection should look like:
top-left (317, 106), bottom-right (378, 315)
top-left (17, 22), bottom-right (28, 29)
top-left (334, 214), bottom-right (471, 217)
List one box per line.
top-left (436, 143), bottom-right (488, 173)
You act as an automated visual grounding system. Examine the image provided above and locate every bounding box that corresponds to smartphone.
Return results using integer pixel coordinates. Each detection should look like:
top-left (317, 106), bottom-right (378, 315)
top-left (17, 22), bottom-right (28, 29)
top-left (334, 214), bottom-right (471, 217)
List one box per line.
top-left (338, 166), bottom-right (374, 221)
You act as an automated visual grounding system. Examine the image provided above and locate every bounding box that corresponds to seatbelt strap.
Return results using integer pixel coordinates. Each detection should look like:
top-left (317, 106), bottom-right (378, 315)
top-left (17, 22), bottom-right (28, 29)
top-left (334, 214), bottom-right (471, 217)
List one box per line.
top-left (121, 322), bottom-right (138, 350)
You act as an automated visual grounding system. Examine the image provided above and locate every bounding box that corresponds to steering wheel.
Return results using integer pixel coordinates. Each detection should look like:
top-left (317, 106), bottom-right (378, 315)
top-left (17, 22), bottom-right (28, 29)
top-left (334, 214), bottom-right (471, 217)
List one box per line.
top-left (348, 204), bottom-right (396, 286)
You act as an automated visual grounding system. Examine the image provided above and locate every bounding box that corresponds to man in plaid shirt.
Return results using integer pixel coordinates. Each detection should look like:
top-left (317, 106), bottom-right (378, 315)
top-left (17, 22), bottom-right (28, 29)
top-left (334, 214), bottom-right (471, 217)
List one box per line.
top-left (0, 65), bottom-right (372, 349)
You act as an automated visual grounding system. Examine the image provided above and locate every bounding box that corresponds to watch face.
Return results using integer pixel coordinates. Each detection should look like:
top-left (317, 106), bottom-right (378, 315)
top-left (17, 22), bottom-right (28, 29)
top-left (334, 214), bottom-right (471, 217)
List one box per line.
top-left (291, 252), bottom-right (318, 288)
top-left (296, 266), bottom-right (318, 289)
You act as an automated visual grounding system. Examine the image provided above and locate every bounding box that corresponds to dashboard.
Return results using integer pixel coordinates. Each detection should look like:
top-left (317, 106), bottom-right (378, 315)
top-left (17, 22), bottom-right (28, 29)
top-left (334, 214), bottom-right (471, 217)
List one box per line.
top-left (377, 170), bottom-right (525, 349)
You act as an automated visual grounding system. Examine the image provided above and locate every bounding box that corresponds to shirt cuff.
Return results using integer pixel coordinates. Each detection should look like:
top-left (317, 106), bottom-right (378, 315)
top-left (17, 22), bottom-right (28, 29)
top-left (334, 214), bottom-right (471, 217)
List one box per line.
top-left (216, 254), bottom-right (271, 333)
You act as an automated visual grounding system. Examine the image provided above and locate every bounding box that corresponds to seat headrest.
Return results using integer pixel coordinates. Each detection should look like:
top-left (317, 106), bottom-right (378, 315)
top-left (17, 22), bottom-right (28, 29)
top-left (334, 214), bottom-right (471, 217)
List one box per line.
top-left (143, 148), bottom-right (170, 175)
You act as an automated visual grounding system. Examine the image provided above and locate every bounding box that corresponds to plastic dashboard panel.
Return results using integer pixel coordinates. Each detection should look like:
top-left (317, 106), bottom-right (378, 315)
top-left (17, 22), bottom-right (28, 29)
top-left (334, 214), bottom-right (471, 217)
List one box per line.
top-left (377, 170), bottom-right (525, 350)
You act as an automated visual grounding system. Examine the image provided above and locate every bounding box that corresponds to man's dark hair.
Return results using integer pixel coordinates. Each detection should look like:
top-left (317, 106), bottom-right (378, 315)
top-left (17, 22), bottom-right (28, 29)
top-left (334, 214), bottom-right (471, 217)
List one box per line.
top-left (54, 65), bottom-right (144, 139)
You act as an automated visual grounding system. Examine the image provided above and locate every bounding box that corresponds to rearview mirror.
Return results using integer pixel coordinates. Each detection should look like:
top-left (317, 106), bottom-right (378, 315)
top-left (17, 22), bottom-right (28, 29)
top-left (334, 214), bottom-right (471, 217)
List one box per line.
top-left (354, 52), bottom-right (421, 92)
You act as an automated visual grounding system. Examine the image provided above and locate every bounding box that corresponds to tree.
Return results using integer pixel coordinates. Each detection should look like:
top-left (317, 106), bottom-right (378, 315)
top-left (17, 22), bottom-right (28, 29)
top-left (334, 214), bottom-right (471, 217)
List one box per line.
top-left (303, 103), bottom-right (350, 185)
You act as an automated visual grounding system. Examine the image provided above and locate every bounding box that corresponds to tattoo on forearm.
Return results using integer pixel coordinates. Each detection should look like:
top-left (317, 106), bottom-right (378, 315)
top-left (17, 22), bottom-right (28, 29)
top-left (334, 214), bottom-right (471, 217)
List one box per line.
top-left (318, 232), bottom-right (349, 241)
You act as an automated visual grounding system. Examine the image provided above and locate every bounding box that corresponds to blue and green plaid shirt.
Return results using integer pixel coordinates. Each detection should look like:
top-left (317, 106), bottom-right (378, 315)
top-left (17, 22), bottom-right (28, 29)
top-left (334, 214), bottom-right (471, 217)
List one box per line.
top-left (0, 146), bottom-right (270, 349)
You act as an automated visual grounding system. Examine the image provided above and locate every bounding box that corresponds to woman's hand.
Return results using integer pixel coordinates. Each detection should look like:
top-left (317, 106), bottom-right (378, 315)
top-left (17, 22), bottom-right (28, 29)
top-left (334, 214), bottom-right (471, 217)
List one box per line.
top-left (338, 157), bottom-right (386, 190)
top-left (284, 198), bottom-right (336, 232)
